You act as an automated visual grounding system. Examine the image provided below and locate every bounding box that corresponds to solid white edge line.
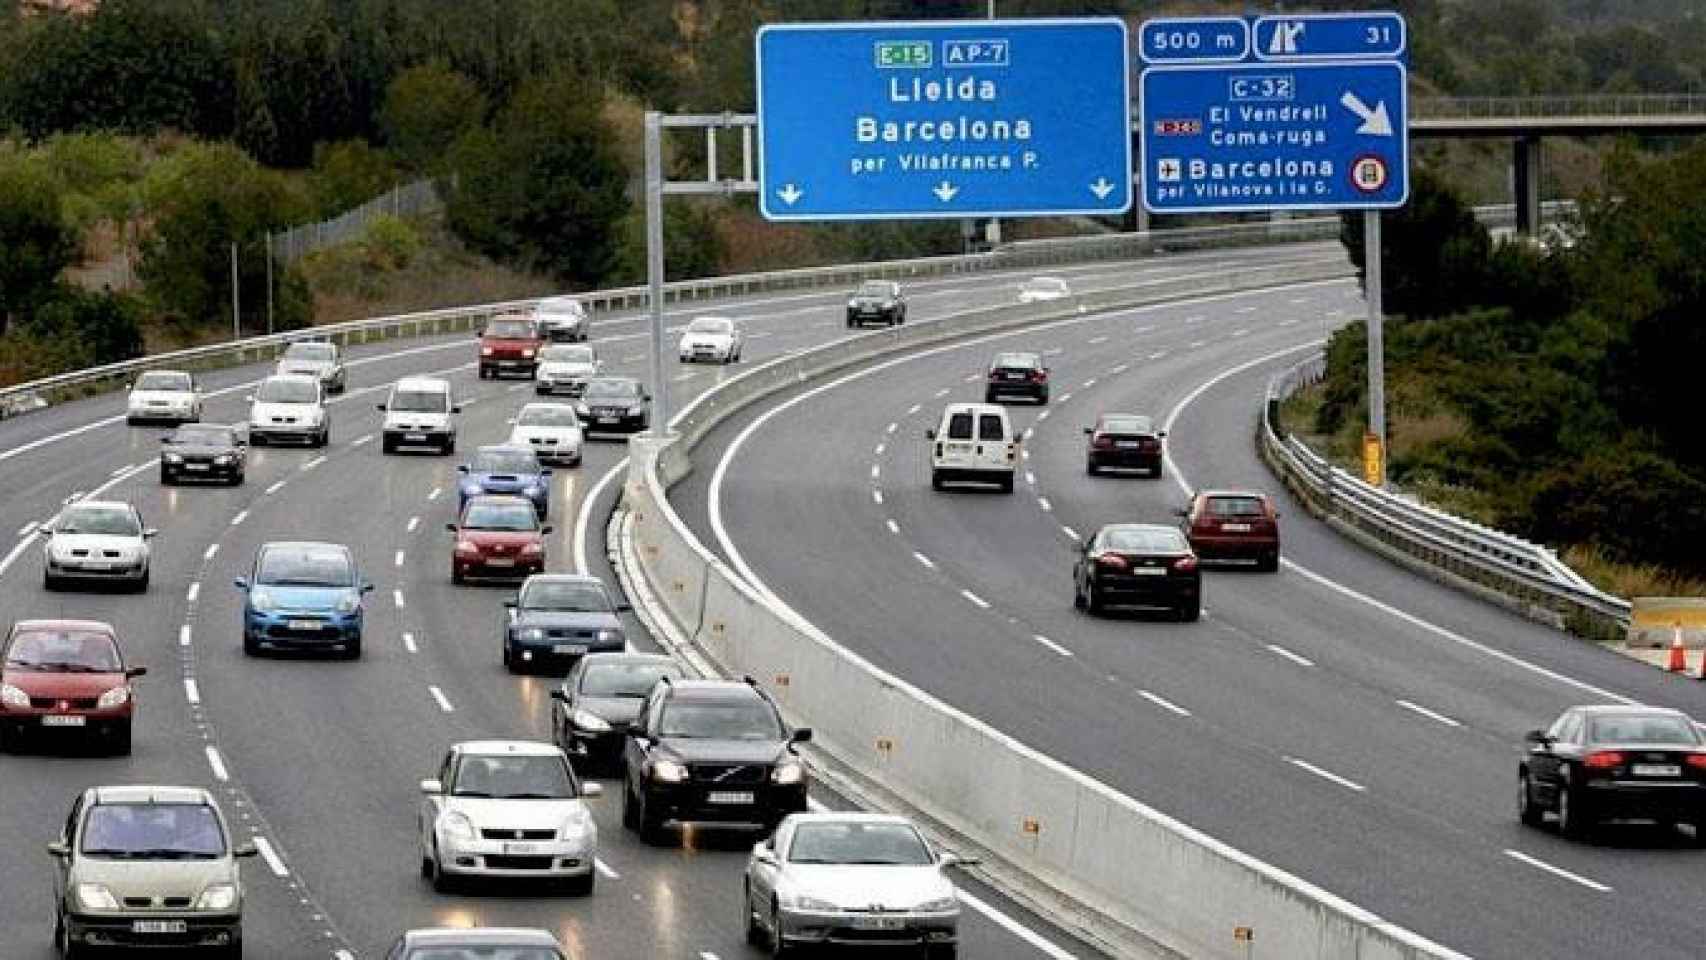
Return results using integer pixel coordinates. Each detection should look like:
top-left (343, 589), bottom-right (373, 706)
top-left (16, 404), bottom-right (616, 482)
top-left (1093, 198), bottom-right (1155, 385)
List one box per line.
top-left (1396, 699), bottom-right (1462, 728)
top-left (1138, 690), bottom-right (1192, 717)
top-left (16, 521), bottom-right (35, 537)
top-left (0, 537), bottom-right (35, 578)
top-left (183, 678), bottom-right (201, 705)
top-left (1503, 849), bottom-right (1612, 892)
top-left (205, 746), bottom-right (229, 782)
top-left (1285, 757), bottom-right (1366, 792)
top-left (574, 458), bottom-right (628, 576)
top-left (251, 837), bottom-right (289, 877)
top-left (960, 589), bottom-right (990, 609)
top-left (955, 889), bottom-right (1081, 960)
top-left (428, 685), bottom-right (454, 712)
top-left (1265, 643), bottom-right (1314, 668)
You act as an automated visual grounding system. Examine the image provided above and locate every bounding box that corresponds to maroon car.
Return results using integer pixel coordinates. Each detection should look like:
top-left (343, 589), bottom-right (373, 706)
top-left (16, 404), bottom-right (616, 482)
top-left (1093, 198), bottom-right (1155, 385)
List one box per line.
top-left (1085, 413), bottom-right (1166, 477)
top-left (448, 495), bottom-right (551, 584)
top-left (0, 619), bottom-right (145, 755)
top-left (478, 313), bottom-right (544, 380)
top-left (1180, 490), bottom-right (1281, 571)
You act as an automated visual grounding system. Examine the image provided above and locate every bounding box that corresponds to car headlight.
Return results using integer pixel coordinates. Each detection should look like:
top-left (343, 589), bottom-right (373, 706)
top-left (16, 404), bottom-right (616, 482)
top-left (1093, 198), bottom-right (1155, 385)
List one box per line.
top-left (792, 894), bottom-right (840, 912)
top-left (518, 627), bottom-right (545, 642)
top-left (440, 811), bottom-right (475, 841)
top-left (847, 299), bottom-right (858, 308)
top-left (595, 628), bottom-right (622, 646)
top-left (558, 806), bottom-right (593, 837)
top-left (249, 588), bottom-right (275, 612)
top-left (520, 542), bottom-right (543, 556)
top-left (77, 883), bottom-right (120, 910)
top-left (96, 686), bottom-right (130, 709)
top-left (916, 895), bottom-right (957, 912)
top-left (574, 404), bottom-right (590, 417)
top-left (335, 593), bottom-right (361, 614)
top-left (455, 540), bottom-right (479, 555)
top-left (626, 404), bottom-right (644, 415)
top-left (0, 683), bottom-right (28, 708)
top-left (195, 883), bottom-right (238, 911)
top-left (522, 348), bottom-right (535, 358)
top-left (163, 453), bottom-right (184, 464)
top-left (214, 455), bottom-right (233, 465)
top-left (572, 709), bottom-right (611, 733)
top-left (650, 759), bottom-right (689, 783)
top-left (772, 760), bottom-right (805, 785)
top-left (480, 346), bottom-right (494, 356)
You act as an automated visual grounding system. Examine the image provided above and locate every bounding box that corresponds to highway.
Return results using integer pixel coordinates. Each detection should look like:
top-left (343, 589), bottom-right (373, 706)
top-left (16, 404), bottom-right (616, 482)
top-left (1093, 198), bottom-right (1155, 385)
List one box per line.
top-left (0, 243), bottom-right (1347, 959)
top-left (678, 272), bottom-right (1706, 959)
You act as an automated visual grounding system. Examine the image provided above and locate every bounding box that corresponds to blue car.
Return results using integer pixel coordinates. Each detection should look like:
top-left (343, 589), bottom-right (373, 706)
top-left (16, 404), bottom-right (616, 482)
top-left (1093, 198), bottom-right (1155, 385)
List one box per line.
top-left (235, 542), bottom-right (373, 659)
top-left (457, 444), bottom-right (552, 519)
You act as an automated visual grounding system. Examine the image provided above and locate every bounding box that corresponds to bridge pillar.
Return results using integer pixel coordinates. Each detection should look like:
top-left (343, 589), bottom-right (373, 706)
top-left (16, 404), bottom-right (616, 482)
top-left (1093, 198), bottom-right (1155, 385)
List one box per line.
top-left (1513, 136), bottom-right (1541, 235)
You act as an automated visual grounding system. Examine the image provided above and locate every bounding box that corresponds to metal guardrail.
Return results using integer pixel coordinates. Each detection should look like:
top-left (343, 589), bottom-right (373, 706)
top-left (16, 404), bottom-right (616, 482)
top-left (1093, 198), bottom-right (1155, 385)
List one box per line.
top-left (1414, 94), bottom-right (1706, 119)
top-left (1260, 353), bottom-right (1631, 638)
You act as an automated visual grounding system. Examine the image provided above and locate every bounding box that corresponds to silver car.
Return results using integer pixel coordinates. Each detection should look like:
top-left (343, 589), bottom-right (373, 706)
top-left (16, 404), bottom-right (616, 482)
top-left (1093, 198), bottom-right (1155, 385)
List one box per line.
top-left (50, 784), bottom-right (257, 957)
top-left (744, 812), bottom-right (973, 956)
top-left (534, 344), bottom-right (602, 397)
top-left (275, 340), bottom-right (346, 394)
top-left (125, 370), bottom-right (202, 425)
top-left (533, 296), bottom-right (590, 342)
top-left (40, 500), bottom-right (155, 592)
top-left (386, 927), bottom-right (567, 959)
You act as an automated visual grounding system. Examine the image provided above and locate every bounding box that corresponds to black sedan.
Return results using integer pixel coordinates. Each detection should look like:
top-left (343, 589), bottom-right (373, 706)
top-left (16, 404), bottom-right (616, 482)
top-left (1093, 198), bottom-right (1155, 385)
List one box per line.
top-left (503, 574), bottom-right (630, 672)
top-left (159, 424), bottom-right (248, 485)
top-left (1519, 705), bottom-right (1706, 841)
top-left (1085, 413), bottom-right (1167, 477)
top-left (551, 652), bottom-right (683, 772)
top-left (845, 280), bottom-right (906, 327)
top-left (575, 377), bottom-right (651, 435)
top-left (1073, 523), bottom-right (1200, 621)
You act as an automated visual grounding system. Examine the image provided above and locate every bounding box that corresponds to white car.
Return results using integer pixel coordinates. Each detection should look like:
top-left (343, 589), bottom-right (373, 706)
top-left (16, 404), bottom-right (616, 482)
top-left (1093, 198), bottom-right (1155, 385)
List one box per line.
top-left (1017, 276), bottom-right (1071, 303)
top-left (928, 402), bottom-right (1017, 493)
top-left (678, 316), bottom-right (743, 364)
top-left (744, 813), bottom-right (971, 955)
top-left (125, 370), bottom-right (202, 425)
top-left (40, 500), bottom-right (156, 591)
top-left (508, 402), bottom-right (583, 467)
top-left (379, 377), bottom-right (459, 455)
top-left (535, 344), bottom-right (602, 397)
top-left (419, 740), bottom-right (602, 894)
top-left (247, 374), bottom-right (329, 447)
top-left (533, 296), bottom-right (590, 342)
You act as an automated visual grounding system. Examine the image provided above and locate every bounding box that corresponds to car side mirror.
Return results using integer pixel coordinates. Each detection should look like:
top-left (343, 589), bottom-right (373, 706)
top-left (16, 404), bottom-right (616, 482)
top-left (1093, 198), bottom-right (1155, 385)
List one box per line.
top-left (505, 418), bottom-right (516, 425)
top-left (790, 728), bottom-right (813, 744)
top-left (451, 405), bottom-right (462, 414)
top-left (361, 583), bottom-right (375, 594)
top-left (503, 597), bottom-right (518, 607)
top-left (233, 577), bottom-right (249, 591)
top-left (1524, 730), bottom-right (1553, 746)
top-left (616, 600), bottom-right (633, 613)
top-left (1082, 427), bottom-right (1092, 435)
top-left (581, 782), bottom-right (604, 799)
top-left (420, 779), bottom-right (443, 795)
top-left (549, 689), bottom-right (567, 702)
top-left (1173, 507), bottom-right (1189, 518)
top-left (232, 842), bottom-right (259, 859)
top-left (644, 393), bottom-right (653, 402)
top-left (540, 468), bottom-right (553, 476)
top-left (456, 465), bottom-right (469, 473)
top-left (540, 525), bottom-right (554, 535)
top-left (160, 435), bottom-right (173, 444)
top-left (375, 403), bottom-right (386, 411)
top-left (126, 666), bottom-right (147, 678)
top-left (754, 847), bottom-right (778, 866)
top-left (445, 523), bottom-right (459, 533)
top-left (925, 428), bottom-right (936, 440)
top-left (46, 840), bottom-right (69, 858)
top-left (143, 528), bottom-right (158, 539)
top-left (1158, 430), bottom-right (1168, 439)
top-left (940, 851), bottom-right (981, 868)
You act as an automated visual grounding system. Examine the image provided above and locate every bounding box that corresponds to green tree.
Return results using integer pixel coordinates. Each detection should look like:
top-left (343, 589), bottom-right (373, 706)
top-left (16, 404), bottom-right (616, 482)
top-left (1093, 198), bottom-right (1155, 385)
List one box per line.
top-left (381, 62), bottom-right (487, 174)
top-left (1341, 167), bottom-right (1491, 320)
top-left (0, 161), bottom-right (77, 331)
top-left (311, 139), bottom-right (399, 218)
top-left (16, 285), bottom-right (143, 367)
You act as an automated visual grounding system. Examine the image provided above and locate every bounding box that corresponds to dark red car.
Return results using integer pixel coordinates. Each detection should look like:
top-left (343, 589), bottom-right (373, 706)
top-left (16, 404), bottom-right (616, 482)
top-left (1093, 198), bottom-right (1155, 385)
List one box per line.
top-left (1085, 413), bottom-right (1166, 478)
top-left (0, 619), bottom-right (145, 755)
top-left (448, 494), bottom-right (551, 584)
top-left (1179, 490), bottom-right (1281, 571)
top-left (478, 313), bottom-right (544, 380)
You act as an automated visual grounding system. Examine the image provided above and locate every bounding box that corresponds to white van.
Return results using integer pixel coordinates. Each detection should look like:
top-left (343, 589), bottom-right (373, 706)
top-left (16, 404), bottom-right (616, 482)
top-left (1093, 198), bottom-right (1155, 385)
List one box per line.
top-left (927, 402), bottom-right (1017, 493)
top-left (378, 377), bottom-right (459, 455)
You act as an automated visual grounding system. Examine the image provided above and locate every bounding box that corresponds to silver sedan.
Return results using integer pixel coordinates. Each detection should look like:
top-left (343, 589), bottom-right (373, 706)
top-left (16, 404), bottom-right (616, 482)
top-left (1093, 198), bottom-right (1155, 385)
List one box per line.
top-left (743, 812), bottom-right (974, 956)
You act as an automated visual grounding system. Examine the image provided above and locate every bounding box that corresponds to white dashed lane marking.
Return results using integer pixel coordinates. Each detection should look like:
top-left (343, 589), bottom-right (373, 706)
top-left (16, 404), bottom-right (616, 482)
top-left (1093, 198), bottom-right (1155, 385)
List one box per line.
top-left (1504, 850), bottom-right (1612, 893)
top-left (407, 516), bottom-right (420, 533)
top-left (179, 626), bottom-right (191, 647)
top-left (886, 519), bottom-right (900, 534)
top-left (870, 464), bottom-right (880, 480)
top-left (1139, 690), bottom-right (1192, 717)
top-left (1147, 351), bottom-right (1167, 360)
top-left (1037, 497), bottom-right (1052, 512)
top-left (1035, 636), bottom-right (1073, 657)
top-left (1088, 336), bottom-right (1108, 345)
top-left (913, 552), bottom-right (936, 570)
top-left (1061, 526), bottom-right (1081, 541)
top-left (230, 510), bottom-right (249, 526)
top-left (183, 678), bottom-right (201, 705)
top-left (300, 456), bottom-right (327, 471)
top-left (403, 632), bottom-right (418, 653)
top-left (428, 487), bottom-right (442, 501)
top-left (1188, 341), bottom-right (1206, 349)
top-left (933, 388), bottom-right (950, 398)
top-left (1286, 757), bottom-right (1365, 792)
top-left (428, 686), bottom-right (454, 712)
top-left (906, 403), bottom-right (921, 415)
top-left (203, 544), bottom-right (218, 561)
top-left (393, 590), bottom-right (406, 609)
top-left (886, 422), bottom-right (898, 434)
top-left (1266, 644), bottom-right (1315, 667)
top-left (872, 490), bottom-right (883, 505)
top-left (1396, 699), bottom-right (1462, 728)
top-left (265, 481), bottom-right (285, 495)
top-left (960, 589), bottom-right (990, 609)
top-left (351, 434), bottom-right (373, 447)
top-left (186, 583), bottom-right (200, 604)
top-left (394, 551), bottom-right (405, 567)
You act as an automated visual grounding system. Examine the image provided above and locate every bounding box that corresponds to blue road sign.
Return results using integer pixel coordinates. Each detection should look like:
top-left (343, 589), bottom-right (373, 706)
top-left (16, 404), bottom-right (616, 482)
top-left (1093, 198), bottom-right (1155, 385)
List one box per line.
top-left (1252, 12), bottom-right (1406, 61)
top-left (755, 20), bottom-right (1131, 221)
top-left (1138, 17), bottom-right (1250, 64)
top-left (1140, 60), bottom-right (1409, 214)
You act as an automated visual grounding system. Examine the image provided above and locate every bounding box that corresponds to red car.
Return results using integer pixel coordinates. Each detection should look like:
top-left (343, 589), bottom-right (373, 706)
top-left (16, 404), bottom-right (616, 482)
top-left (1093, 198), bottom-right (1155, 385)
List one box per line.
top-left (449, 494), bottom-right (551, 584)
top-left (1179, 490), bottom-right (1281, 571)
top-left (478, 312), bottom-right (544, 380)
top-left (0, 619), bottom-right (145, 755)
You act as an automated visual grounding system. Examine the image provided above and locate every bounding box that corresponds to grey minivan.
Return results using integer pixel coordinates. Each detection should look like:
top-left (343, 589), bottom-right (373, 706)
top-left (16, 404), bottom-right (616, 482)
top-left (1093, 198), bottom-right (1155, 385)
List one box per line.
top-left (50, 785), bottom-right (256, 957)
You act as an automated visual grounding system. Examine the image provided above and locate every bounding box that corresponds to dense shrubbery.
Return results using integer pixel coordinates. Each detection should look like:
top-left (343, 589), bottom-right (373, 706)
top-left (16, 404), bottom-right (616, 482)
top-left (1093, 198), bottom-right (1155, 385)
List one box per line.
top-left (1322, 144), bottom-right (1706, 577)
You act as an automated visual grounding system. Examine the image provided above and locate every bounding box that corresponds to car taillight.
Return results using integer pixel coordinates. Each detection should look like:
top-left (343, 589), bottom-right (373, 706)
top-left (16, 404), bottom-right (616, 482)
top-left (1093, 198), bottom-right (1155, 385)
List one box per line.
top-left (1031, 369), bottom-right (1048, 382)
top-left (1686, 754), bottom-right (1706, 770)
top-left (1092, 435), bottom-right (1112, 449)
top-left (1172, 555), bottom-right (1198, 573)
top-left (1582, 751), bottom-right (1624, 770)
top-left (1095, 553), bottom-right (1128, 570)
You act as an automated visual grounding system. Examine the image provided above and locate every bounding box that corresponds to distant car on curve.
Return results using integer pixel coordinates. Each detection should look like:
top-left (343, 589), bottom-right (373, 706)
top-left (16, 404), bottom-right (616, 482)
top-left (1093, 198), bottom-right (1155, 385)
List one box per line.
top-left (984, 351), bottom-right (1049, 404)
top-left (246, 374), bottom-right (329, 447)
top-left (236, 541), bottom-right (373, 658)
top-left (1519, 705), bottom-right (1706, 842)
top-left (385, 927), bottom-right (567, 960)
top-left (678, 315), bottom-right (744, 364)
top-left (927, 403), bottom-right (1017, 493)
top-left (479, 313), bottom-right (544, 379)
top-left (449, 495), bottom-right (551, 586)
top-left (1085, 413), bottom-right (1166, 478)
top-left (508, 402), bottom-right (583, 467)
top-left (552, 653), bottom-right (682, 773)
top-left (274, 340), bottom-right (346, 394)
top-left (40, 500), bottom-right (155, 592)
top-left (535, 344), bottom-right (602, 397)
top-left (418, 740), bottom-right (602, 894)
top-left (125, 370), bottom-right (202, 425)
top-left (378, 377), bottom-right (459, 455)
top-left (532, 295), bottom-right (590, 342)
top-left (1179, 490), bottom-right (1281, 571)
top-left (744, 812), bottom-right (973, 957)
top-left (576, 377), bottom-right (651, 435)
top-left (0, 619), bottom-right (144, 755)
top-left (457, 445), bottom-right (552, 518)
top-left (1017, 276), bottom-right (1070, 303)
top-left (1074, 523), bottom-right (1200, 621)
top-left (846, 280), bottom-right (906, 327)
top-left (502, 573), bottom-right (627, 672)
top-left (160, 423), bottom-right (248, 485)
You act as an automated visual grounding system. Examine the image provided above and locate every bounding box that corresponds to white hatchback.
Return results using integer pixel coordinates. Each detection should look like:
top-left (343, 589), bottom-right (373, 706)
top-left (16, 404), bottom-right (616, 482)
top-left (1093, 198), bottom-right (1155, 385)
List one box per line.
top-left (41, 500), bottom-right (156, 591)
top-left (508, 402), bottom-right (584, 467)
top-left (678, 316), bottom-right (743, 364)
top-left (125, 370), bottom-right (201, 425)
top-left (247, 374), bottom-right (328, 447)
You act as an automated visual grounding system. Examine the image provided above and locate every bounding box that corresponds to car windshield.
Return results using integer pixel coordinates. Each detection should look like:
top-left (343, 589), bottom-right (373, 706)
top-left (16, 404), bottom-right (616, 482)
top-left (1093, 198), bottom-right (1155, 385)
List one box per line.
top-left (391, 390), bottom-right (447, 413)
top-left (522, 580), bottom-right (611, 612)
top-left (1101, 416), bottom-right (1153, 434)
top-left (407, 948), bottom-right (563, 960)
top-left (472, 450), bottom-right (542, 474)
top-left (463, 501), bottom-right (539, 531)
top-left (658, 699), bottom-right (783, 740)
top-left (4, 628), bottom-right (121, 671)
top-left (283, 343), bottom-right (334, 362)
top-left (1587, 714), bottom-right (1702, 745)
top-left (1206, 497), bottom-right (1266, 517)
top-left (57, 506), bottom-right (140, 537)
top-left (1103, 528), bottom-right (1187, 553)
top-left (580, 662), bottom-right (680, 698)
top-left (687, 317), bottom-right (732, 334)
top-left (541, 346), bottom-right (594, 363)
top-left (993, 353), bottom-right (1040, 370)
top-left (517, 406), bottom-right (580, 427)
top-left (256, 546), bottom-right (355, 587)
top-left (172, 426), bottom-right (234, 445)
top-left (135, 371), bottom-right (191, 391)
top-left (856, 281), bottom-right (893, 297)
top-left (256, 378), bottom-right (317, 403)
top-left (486, 319), bottom-right (534, 339)
top-left (584, 380), bottom-right (640, 400)
top-left (452, 754), bottom-right (577, 800)
top-left (81, 803), bottom-right (225, 858)
top-left (787, 821), bottom-right (933, 866)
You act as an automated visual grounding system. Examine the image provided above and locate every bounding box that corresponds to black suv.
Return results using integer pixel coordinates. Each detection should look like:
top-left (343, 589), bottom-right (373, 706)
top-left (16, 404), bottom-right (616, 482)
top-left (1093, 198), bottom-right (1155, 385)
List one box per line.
top-left (845, 280), bottom-right (906, 327)
top-left (621, 677), bottom-right (811, 844)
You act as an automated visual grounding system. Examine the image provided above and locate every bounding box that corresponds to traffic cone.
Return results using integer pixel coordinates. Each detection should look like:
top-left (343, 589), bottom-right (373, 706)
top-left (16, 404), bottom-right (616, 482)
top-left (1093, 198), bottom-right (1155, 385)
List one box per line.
top-left (1667, 624), bottom-right (1687, 673)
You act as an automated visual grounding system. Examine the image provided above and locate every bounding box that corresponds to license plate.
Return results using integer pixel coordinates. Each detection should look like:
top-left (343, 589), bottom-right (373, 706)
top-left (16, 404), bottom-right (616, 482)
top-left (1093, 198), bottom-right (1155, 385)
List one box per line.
top-left (498, 360), bottom-right (517, 366)
top-left (1116, 440), bottom-right (1142, 449)
top-left (404, 433), bottom-right (426, 441)
top-left (287, 619), bottom-right (322, 631)
top-left (132, 920), bottom-right (187, 934)
top-left (502, 842), bottom-right (540, 855)
top-left (553, 643), bottom-right (588, 655)
top-left (42, 715), bottom-right (86, 727)
top-left (851, 916), bottom-right (906, 930)
top-left (598, 416), bottom-right (619, 424)
top-left (486, 558), bottom-right (516, 568)
top-left (185, 463), bottom-right (210, 471)
top-left (1633, 763), bottom-right (1681, 777)
top-left (1221, 523), bottom-right (1252, 532)
top-left (1131, 567), bottom-right (1166, 576)
top-left (706, 790), bottom-right (754, 805)
top-left (77, 562), bottom-right (110, 571)
top-left (1004, 372), bottom-right (1023, 380)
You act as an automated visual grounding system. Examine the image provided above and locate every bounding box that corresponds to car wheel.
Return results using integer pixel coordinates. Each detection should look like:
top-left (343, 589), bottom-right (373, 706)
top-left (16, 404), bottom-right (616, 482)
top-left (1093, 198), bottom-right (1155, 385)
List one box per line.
top-left (452, 567), bottom-right (465, 586)
top-left (317, 429), bottom-right (330, 448)
top-left (1260, 550), bottom-right (1281, 573)
top-left (57, 908), bottom-right (85, 959)
top-left (998, 474), bottom-right (1014, 494)
top-left (1557, 782), bottom-right (1590, 839)
top-left (502, 644), bottom-right (516, 672)
top-left (744, 882), bottom-right (765, 945)
top-left (341, 637), bottom-right (361, 660)
top-left (160, 469), bottom-right (174, 485)
top-left (1086, 460), bottom-right (1099, 476)
top-left (222, 932), bottom-right (243, 959)
top-left (111, 720), bottom-right (132, 757)
top-left (429, 843), bottom-right (456, 893)
top-left (566, 871), bottom-right (595, 896)
top-left (1178, 598), bottom-right (1201, 623)
top-left (1073, 574), bottom-right (1086, 610)
top-left (243, 633), bottom-right (261, 657)
top-left (770, 904), bottom-right (792, 957)
top-left (230, 472), bottom-right (245, 486)
top-left (381, 436), bottom-right (395, 454)
top-left (637, 790), bottom-right (666, 845)
top-left (983, 391), bottom-right (997, 404)
top-left (1038, 391), bottom-right (1050, 405)
top-left (1085, 580), bottom-right (1104, 615)
top-left (44, 570), bottom-right (58, 591)
top-left (442, 438), bottom-right (455, 456)
top-left (930, 470), bottom-right (944, 492)
top-left (622, 777), bottom-right (640, 830)
top-left (927, 944), bottom-right (958, 960)
top-left (1516, 771), bottom-right (1542, 827)
top-left (135, 567), bottom-right (150, 593)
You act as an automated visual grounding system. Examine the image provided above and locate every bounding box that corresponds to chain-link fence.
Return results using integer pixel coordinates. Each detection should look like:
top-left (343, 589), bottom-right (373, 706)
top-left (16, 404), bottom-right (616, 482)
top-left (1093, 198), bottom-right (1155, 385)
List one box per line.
top-left (270, 177), bottom-right (449, 264)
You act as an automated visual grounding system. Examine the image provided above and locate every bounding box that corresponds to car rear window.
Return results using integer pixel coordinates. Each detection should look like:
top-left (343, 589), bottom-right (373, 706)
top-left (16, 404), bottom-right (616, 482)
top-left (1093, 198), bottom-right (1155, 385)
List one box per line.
top-left (993, 352), bottom-right (1039, 370)
top-left (1103, 528), bottom-right (1188, 553)
top-left (521, 580), bottom-right (611, 612)
top-left (1206, 496), bottom-right (1267, 517)
top-left (463, 500), bottom-right (539, 531)
top-left (1101, 416), bottom-right (1153, 434)
top-left (407, 948), bottom-right (563, 960)
top-left (581, 662), bottom-right (681, 698)
top-left (658, 698), bottom-right (783, 740)
top-left (584, 379), bottom-right (641, 399)
top-left (135, 371), bottom-right (191, 391)
top-left (174, 425), bottom-right (234, 444)
top-left (1587, 714), bottom-right (1701, 745)
top-left (391, 390), bottom-right (447, 413)
top-left (946, 413), bottom-right (974, 440)
top-left (687, 317), bottom-right (732, 333)
top-left (978, 414), bottom-right (1005, 441)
